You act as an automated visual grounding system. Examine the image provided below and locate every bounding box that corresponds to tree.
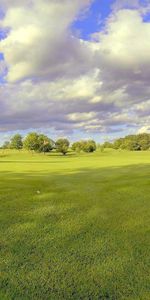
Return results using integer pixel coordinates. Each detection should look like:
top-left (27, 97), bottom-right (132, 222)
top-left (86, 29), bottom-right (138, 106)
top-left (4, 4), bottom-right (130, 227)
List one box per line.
top-left (82, 140), bottom-right (96, 153)
top-left (38, 134), bottom-right (54, 153)
top-left (137, 133), bottom-right (150, 150)
top-left (111, 134), bottom-right (150, 151)
top-left (113, 138), bottom-right (124, 149)
top-left (72, 140), bottom-right (96, 153)
top-left (72, 141), bottom-right (82, 153)
top-left (122, 139), bottom-right (141, 151)
top-left (56, 138), bottom-right (70, 155)
top-left (23, 132), bottom-right (39, 152)
top-left (103, 141), bottom-right (113, 149)
top-left (10, 134), bottom-right (23, 150)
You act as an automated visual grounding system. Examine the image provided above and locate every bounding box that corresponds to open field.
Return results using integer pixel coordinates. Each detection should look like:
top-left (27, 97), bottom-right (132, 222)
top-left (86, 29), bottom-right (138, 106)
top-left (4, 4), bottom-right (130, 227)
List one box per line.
top-left (0, 150), bottom-right (150, 299)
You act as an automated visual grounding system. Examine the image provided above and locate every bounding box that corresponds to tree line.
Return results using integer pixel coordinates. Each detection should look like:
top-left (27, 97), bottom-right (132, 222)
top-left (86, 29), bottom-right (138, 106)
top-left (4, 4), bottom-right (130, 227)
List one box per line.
top-left (1, 132), bottom-right (150, 155)
top-left (1, 132), bottom-right (97, 155)
top-left (102, 133), bottom-right (150, 151)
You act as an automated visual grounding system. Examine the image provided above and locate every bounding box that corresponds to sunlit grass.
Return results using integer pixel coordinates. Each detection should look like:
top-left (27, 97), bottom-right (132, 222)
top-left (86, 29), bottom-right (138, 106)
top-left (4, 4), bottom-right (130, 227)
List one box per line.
top-left (0, 150), bottom-right (150, 299)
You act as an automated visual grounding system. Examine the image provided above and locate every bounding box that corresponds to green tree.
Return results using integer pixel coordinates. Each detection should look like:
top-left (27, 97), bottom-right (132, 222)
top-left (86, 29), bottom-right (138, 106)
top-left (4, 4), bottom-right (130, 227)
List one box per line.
top-left (56, 138), bottom-right (70, 155)
top-left (72, 140), bottom-right (96, 153)
top-left (10, 134), bottom-right (23, 150)
top-left (103, 141), bottom-right (113, 148)
top-left (137, 133), bottom-right (150, 150)
top-left (82, 140), bottom-right (96, 153)
top-left (122, 139), bottom-right (141, 151)
top-left (72, 141), bottom-right (82, 153)
top-left (113, 138), bottom-right (124, 149)
top-left (38, 134), bottom-right (54, 153)
top-left (23, 132), bottom-right (39, 152)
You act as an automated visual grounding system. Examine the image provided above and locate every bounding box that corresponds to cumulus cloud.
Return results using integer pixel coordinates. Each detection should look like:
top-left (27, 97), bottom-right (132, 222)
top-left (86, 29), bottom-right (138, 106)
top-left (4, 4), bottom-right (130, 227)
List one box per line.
top-left (92, 9), bottom-right (150, 85)
top-left (0, 0), bottom-right (92, 82)
top-left (90, 8), bottom-right (150, 111)
top-left (0, 0), bottom-right (150, 138)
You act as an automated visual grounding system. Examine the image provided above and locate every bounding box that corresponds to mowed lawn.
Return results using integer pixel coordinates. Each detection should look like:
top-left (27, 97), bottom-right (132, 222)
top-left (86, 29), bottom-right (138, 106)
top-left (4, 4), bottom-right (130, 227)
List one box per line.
top-left (0, 150), bottom-right (150, 300)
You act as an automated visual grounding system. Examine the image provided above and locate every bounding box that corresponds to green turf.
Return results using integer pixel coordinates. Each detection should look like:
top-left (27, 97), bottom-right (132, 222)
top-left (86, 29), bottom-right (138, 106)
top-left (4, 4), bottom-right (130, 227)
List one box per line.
top-left (0, 149), bottom-right (150, 299)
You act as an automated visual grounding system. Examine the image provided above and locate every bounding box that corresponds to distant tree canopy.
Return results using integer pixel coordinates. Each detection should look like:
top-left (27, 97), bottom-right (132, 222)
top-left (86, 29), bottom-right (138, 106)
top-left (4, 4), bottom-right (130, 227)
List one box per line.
top-left (23, 132), bottom-right (55, 153)
top-left (38, 134), bottom-right (54, 153)
top-left (72, 140), bottom-right (96, 153)
top-left (103, 133), bottom-right (150, 151)
top-left (55, 138), bottom-right (70, 155)
top-left (103, 141), bottom-right (113, 149)
top-left (10, 134), bottom-right (23, 150)
top-left (1, 132), bottom-right (150, 153)
top-left (23, 132), bottom-right (39, 152)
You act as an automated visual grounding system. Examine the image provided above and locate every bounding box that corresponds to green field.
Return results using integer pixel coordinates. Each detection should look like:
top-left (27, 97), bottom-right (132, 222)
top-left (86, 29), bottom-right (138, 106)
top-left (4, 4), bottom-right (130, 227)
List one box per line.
top-left (0, 150), bottom-right (150, 299)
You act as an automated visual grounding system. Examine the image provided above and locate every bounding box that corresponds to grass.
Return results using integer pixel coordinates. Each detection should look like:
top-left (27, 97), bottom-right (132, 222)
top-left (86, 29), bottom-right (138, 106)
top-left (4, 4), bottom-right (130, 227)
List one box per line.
top-left (0, 149), bottom-right (150, 299)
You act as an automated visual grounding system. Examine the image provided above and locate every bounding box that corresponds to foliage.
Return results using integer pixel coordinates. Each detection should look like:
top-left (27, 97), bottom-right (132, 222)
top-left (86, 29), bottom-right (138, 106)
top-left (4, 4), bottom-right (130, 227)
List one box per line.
top-left (38, 134), bottom-right (54, 153)
top-left (10, 134), bottom-right (23, 150)
top-left (56, 138), bottom-right (70, 155)
top-left (1, 132), bottom-right (150, 154)
top-left (72, 141), bottom-right (83, 152)
top-left (137, 133), bottom-right (150, 150)
top-left (23, 132), bottom-right (39, 151)
top-left (72, 140), bottom-right (96, 153)
top-left (103, 133), bottom-right (150, 151)
top-left (121, 139), bottom-right (141, 151)
top-left (103, 141), bottom-right (113, 148)
top-left (113, 138), bottom-right (124, 150)
top-left (82, 140), bottom-right (96, 153)
top-left (23, 132), bottom-right (55, 153)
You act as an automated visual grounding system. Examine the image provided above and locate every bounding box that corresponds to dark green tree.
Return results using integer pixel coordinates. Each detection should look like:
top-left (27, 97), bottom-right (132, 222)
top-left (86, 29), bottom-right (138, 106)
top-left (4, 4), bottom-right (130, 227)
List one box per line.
top-left (137, 133), bottom-right (150, 150)
top-left (72, 140), bottom-right (96, 153)
top-left (112, 133), bottom-right (150, 151)
top-left (122, 139), bottom-right (141, 151)
top-left (10, 134), bottom-right (23, 150)
top-left (82, 140), bottom-right (96, 153)
top-left (38, 134), bottom-right (54, 153)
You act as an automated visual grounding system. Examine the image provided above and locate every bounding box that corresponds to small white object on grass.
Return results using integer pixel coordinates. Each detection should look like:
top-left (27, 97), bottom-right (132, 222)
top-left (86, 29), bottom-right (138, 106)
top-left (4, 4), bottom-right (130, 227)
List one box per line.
top-left (36, 190), bottom-right (41, 194)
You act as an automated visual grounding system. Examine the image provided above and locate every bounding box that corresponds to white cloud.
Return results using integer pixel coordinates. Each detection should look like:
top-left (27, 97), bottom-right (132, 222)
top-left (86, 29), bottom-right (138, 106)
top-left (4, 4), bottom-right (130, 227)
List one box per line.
top-left (0, 0), bottom-right (92, 82)
top-left (0, 1), bottom-right (150, 137)
top-left (93, 9), bottom-right (150, 72)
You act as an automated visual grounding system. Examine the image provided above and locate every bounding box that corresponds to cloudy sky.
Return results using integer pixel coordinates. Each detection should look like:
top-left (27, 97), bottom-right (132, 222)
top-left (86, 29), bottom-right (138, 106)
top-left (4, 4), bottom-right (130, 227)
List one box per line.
top-left (0, 0), bottom-right (150, 143)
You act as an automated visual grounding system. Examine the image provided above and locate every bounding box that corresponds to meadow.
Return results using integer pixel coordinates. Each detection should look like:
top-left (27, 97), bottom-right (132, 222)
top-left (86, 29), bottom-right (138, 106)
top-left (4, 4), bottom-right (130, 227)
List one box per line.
top-left (0, 149), bottom-right (150, 299)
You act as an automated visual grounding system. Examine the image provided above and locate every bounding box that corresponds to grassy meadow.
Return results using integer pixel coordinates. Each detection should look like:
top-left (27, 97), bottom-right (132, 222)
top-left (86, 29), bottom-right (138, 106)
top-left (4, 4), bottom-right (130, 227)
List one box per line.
top-left (0, 149), bottom-right (150, 299)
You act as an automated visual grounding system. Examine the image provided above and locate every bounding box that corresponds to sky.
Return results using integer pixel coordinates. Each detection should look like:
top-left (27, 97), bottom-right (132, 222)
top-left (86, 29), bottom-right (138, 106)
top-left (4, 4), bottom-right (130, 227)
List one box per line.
top-left (0, 0), bottom-right (150, 144)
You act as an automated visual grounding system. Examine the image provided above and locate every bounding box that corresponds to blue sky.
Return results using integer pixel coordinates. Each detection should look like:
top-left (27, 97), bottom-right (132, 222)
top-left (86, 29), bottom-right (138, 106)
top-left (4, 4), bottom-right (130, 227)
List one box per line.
top-left (0, 0), bottom-right (150, 144)
top-left (73, 0), bottom-right (150, 39)
top-left (72, 0), bottom-right (114, 40)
